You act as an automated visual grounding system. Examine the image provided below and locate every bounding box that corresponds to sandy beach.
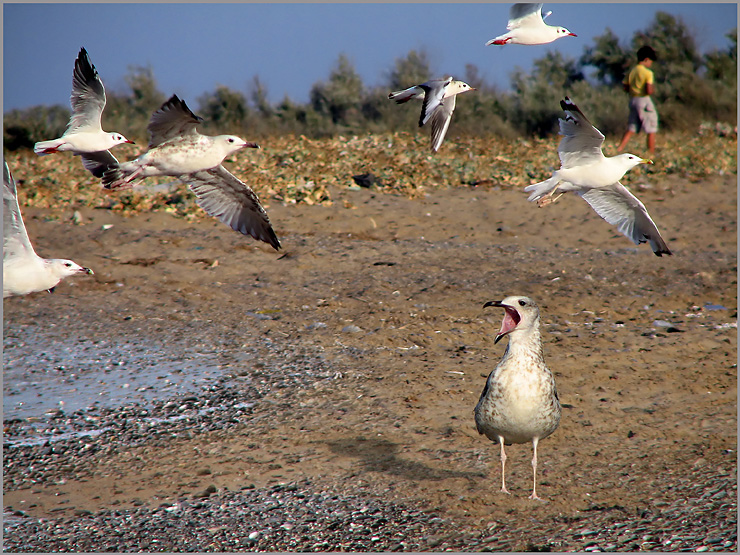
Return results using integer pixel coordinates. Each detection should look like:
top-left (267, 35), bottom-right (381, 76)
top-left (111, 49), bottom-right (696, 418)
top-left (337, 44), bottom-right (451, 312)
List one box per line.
top-left (3, 156), bottom-right (737, 551)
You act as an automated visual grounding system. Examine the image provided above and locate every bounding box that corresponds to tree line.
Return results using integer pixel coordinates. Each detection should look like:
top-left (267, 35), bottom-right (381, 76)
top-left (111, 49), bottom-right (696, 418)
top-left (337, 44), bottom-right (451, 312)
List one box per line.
top-left (4, 12), bottom-right (736, 150)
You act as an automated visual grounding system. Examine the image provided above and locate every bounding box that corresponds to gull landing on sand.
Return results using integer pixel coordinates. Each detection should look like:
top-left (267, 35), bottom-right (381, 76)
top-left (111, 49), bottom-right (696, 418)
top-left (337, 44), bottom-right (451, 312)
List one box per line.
top-left (101, 95), bottom-right (280, 249)
top-left (388, 77), bottom-right (475, 152)
top-left (525, 97), bottom-right (671, 256)
top-left (474, 296), bottom-right (561, 500)
top-left (3, 160), bottom-right (93, 298)
top-left (33, 47), bottom-right (133, 173)
top-left (486, 3), bottom-right (576, 46)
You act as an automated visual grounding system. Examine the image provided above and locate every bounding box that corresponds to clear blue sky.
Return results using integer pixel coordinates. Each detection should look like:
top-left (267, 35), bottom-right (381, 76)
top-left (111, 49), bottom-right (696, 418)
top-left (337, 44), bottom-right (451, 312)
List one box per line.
top-left (3, 3), bottom-right (737, 112)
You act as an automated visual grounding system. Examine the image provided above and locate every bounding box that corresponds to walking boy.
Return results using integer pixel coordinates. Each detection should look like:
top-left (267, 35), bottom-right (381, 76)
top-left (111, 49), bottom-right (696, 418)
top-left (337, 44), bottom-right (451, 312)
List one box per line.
top-left (617, 45), bottom-right (658, 156)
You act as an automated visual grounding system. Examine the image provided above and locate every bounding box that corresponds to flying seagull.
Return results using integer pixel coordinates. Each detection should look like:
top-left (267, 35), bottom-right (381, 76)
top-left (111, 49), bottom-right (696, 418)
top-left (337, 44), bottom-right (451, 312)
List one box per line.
top-left (34, 47), bottom-right (133, 175)
top-left (102, 95), bottom-right (257, 189)
top-left (4, 159), bottom-right (93, 298)
top-left (525, 97), bottom-right (671, 256)
top-left (486, 3), bottom-right (576, 46)
top-left (388, 77), bottom-right (475, 152)
top-left (101, 95), bottom-right (280, 249)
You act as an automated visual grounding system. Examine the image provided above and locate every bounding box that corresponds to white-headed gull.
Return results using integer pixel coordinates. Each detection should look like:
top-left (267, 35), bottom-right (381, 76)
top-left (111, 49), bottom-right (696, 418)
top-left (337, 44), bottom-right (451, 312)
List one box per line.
top-left (102, 95), bottom-right (257, 189)
top-left (34, 47), bottom-right (133, 171)
top-left (486, 3), bottom-right (576, 46)
top-left (3, 160), bottom-right (93, 298)
top-left (525, 97), bottom-right (671, 256)
top-left (389, 77), bottom-right (475, 152)
top-left (474, 296), bottom-right (561, 500)
top-left (102, 95), bottom-right (279, 249)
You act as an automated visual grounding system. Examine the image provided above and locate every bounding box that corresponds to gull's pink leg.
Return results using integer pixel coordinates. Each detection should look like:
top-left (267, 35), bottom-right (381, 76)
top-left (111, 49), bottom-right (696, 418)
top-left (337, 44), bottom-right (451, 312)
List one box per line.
top-left (499, 436), bottom-right (510, 494)
top-left (123, 165), bottom-right (144, 183)
top-left (529, 437), bottom-right (546, 501)
top-left (536, 186), bottom-right (563, 207)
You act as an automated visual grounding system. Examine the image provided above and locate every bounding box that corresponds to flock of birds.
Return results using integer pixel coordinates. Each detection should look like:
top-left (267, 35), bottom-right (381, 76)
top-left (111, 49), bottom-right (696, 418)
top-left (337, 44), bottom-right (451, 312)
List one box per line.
top-left (4, 4), bottom-right (676, 500)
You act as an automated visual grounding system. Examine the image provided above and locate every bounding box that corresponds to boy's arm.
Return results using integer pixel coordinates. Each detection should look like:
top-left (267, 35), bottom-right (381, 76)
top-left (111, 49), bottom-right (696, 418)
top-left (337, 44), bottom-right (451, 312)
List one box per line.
top-left (622, 74), bottom-right (630, 93)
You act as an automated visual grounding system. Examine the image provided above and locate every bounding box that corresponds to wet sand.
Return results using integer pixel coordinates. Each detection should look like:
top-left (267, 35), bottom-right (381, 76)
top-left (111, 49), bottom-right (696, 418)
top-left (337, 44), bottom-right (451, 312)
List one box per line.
top-left (3, 174), bottom-right (737, 551)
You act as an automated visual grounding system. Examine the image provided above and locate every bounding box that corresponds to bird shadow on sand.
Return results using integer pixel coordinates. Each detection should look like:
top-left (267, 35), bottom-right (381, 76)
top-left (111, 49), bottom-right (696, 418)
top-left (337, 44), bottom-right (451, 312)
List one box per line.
top-left (325, 436), bottom-right (485, 482)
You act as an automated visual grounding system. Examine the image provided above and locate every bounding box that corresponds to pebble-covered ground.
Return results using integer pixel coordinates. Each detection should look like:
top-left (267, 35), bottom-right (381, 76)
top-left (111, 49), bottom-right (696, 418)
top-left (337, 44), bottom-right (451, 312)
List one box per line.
top-left (3, 385), bottom-right (738, 552)
top-left (4, 468), bottom-right (736, 552)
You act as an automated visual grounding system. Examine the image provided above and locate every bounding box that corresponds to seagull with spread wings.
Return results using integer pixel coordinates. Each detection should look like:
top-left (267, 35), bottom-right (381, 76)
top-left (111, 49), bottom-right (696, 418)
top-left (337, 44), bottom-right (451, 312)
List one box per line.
top-left (388, 77), bottom-right (475, 152)
top-left (34, 47), bottom-right (133, 176)
top-left (102, 95), bottom-right (280, 249)
top-left (4, 160), bottom-right (93, 298)
top-left (486, 3), bottom-right (576, 46)
top-left (525, 97), bottom-right (671, 256)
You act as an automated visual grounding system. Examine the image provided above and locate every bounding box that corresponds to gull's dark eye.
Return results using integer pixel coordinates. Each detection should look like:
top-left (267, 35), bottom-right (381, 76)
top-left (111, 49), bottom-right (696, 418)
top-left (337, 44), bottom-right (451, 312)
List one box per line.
top-left (518, 300), bottom-right (526, 307)
top-left (228, 138), bottom-right (234, 143)
top-left (65, 262), bottom-right (72, 267)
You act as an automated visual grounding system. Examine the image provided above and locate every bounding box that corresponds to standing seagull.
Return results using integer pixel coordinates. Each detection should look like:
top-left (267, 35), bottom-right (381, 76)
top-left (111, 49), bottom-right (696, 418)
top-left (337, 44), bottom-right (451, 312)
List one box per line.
top-left (486, 3), bottom-right (576, 46)
top-left (524, 97), bottom-right (671, 256)
top-left (474, 296), bottom-right (561, 500)
top-left (3, 160), bottom-right (93, 298)
top-left (34, 47), bottom-right (133, 173)
top-left (103, 95), bottom-right (280, 250)
top-left (388, 77), bottom-right (475, 152)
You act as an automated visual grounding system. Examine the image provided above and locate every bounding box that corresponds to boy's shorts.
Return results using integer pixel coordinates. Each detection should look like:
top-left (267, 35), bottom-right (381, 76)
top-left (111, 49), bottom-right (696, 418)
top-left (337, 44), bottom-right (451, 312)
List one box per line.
top-left (627, 96), bottom-right (659, 134)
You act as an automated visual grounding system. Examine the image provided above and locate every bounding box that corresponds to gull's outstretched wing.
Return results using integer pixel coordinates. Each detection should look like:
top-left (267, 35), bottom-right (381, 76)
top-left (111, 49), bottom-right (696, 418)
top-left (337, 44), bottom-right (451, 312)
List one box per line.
top-left (557, 96), bottom-right (606, 169)
top-left (507, 3), bottom-right (545, 29)
top-left (178, 165), bottom-right (281, 250)
top-left (80, 150), bottom-right (120, 178)
top-left (429, 96), bottom-right (457, 152)
top-left (148, 95), bottom-right (204, 148)
top-left (67, 47), bottom-right (107, 134)
top-left (3, 160), bottom-right (37, 262)
top-left (578, 182), bottom-right (672, 256)
top-left (418, 77), bottom-right (452, 127)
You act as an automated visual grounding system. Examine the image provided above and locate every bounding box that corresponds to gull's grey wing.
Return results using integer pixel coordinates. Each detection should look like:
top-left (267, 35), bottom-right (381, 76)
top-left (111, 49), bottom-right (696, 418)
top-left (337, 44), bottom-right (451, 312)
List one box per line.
top-left (388, 84), bottom-right (425, 103)
top-left (429, 95), bottom-right (457, 152)
top-left (3, 160), bottom-right (36, 261)
top-left (557, 97), bottom-right (606, 169)
top-left (178, 165), bottom-right (281, 250)
top-left (66, 47), bottom-right (106, 134)
top-left (147, 95), bottom-right (204, 148)
top-left (80, 150), bottom-right (120, 178)
top-left (418, 77), bottom-right (452, 127)
top-left (508, 3), bottom-right (544, 29)
top-left (578, 182), bottom-right (672, 256)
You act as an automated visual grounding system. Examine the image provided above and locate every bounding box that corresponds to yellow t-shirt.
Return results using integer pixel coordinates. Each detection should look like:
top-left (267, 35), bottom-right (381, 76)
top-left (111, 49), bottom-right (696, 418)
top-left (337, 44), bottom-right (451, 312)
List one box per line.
top-left (623, 64), bottom-right (654, 97)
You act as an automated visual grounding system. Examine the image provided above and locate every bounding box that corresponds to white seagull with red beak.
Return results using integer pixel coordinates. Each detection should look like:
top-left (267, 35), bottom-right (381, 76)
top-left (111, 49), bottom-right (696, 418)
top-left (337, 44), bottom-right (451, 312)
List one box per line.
top-left (486, 3), bottom-right (576, 46)
top-left (34, 47), bottom-right (134, 173)
top-left (474, 295), bottom-right (561, 500)
top-left (4, 160), bottom-right (93, 298)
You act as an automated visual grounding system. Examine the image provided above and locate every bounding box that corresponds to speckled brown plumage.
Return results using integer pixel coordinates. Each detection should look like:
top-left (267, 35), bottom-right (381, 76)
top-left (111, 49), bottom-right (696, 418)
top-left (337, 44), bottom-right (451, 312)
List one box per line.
top-left (474, 295), bottom-right (561, 500)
